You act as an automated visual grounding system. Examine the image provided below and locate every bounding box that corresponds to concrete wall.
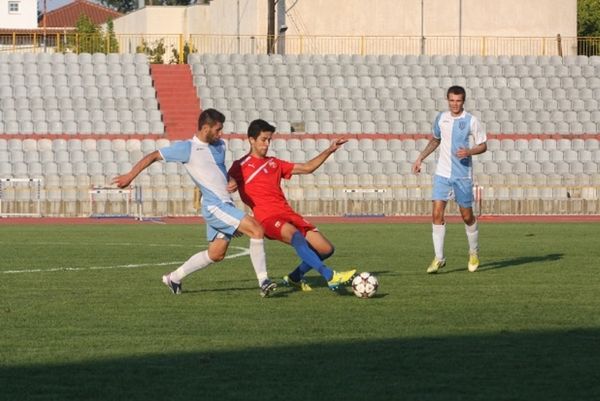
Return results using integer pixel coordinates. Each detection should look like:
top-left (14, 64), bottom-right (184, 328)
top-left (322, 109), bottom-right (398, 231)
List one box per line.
top-left (112, 0), bottom-right (577, 55)
top-left (284, 0), bottom-right (576, 37)
top-left (114, 0), bottom-right (576, 37)
top-left (114, 2), bottom-right (264, 36)
top-left (0, 0), bottom-right (37, 29)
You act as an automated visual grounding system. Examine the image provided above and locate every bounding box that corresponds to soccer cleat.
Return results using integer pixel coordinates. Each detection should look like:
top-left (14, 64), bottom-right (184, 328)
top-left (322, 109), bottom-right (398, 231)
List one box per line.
top-left (162, 273), bottom-right (182, 294)
top-left (327, 269), bottom-right (356, 291)
top-left (468, 251), bottom-right (480, 272)
top-left (426, 258), bottom-right (446, 274)
top-left (260, 279), bottom-right (277, 298)
top-left (282, 275), bottom-right (313, 291)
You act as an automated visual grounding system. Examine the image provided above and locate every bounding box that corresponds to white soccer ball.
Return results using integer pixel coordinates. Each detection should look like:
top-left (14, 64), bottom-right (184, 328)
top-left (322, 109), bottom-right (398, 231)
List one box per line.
top-left (352, 272), bottom-right (378, 298)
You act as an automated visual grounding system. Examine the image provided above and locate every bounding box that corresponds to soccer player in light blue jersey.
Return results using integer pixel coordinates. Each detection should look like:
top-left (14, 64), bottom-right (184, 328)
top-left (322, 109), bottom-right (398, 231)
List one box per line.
top-left (412, 86), bottom-right (487, 273)
top-left (113, 109), bottom-right (277, 297)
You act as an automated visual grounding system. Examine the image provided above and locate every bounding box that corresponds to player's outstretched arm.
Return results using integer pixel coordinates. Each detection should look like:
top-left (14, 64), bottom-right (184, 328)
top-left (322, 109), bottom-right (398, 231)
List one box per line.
top-left (292, 138), bottom-right (348, 175)
top-left (112, 150), bottom-right (163, 188)
top-left (412, 137), bottom-right (440, 174)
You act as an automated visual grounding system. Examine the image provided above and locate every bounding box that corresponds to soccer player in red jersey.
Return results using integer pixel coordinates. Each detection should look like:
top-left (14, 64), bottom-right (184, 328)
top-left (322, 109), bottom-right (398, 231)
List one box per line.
top-left (228, 119), bottom-right (356, 291)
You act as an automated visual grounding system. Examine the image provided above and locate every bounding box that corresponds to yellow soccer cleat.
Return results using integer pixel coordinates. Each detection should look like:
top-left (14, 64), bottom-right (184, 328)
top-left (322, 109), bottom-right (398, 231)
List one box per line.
top-left (327, 269), bottom-right (357, 290)
top-left (426, 258), bottom-right (446, 274)
top-left (282, 275), bottom-right (313, 292)
top-left (468, 252), bottom-right (480, 272)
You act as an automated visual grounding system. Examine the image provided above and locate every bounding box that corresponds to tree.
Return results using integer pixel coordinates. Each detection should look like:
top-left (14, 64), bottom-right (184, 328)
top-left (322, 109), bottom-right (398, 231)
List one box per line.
top-left (136, 38), bottom-right (167, 63)
top-left (170, 40), bottom-right (198, 64)
top-left (99, 0), bottom-right (136, 13)
top-left (578, 0), bottom-right (600, 36)
top-left (64, 15), bottom-right (120, 54)
top-left (578, 0), bottom-right (600, 55)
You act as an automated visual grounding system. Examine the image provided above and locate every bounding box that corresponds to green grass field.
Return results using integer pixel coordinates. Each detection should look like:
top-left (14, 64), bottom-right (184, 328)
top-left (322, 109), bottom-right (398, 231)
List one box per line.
top-left (1, 222), bottom-right (599, 401)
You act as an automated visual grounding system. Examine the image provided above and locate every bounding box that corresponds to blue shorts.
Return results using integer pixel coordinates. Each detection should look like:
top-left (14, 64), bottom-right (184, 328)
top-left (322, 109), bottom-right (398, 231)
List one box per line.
top-left (432, 175), bottom-right (474, 208)
top-left (202, 201), bottom-right (246, 242)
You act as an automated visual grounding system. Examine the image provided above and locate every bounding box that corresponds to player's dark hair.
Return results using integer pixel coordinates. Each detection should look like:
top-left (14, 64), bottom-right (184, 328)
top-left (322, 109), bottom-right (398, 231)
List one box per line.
top-left (198, 108), bottom-right (225, 130)
top-left (447, 85), bottom-right (466, 100)
top-left (247, 119), bottom-right (276, 139)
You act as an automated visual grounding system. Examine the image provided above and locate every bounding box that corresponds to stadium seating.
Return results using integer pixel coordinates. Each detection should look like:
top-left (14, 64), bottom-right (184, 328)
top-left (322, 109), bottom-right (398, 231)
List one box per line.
top-left (1, 52), bottom-right (600, 216)
top-left (188, 53), bottom-right (600, 134)
top-left (0, 52), bottom-right (163, 135)
top-left (0, 136), bottom-right (598, 216)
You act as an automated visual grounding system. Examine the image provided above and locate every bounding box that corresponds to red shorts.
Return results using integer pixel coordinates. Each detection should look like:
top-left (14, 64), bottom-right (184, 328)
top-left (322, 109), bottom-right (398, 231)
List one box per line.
top-left (261, 212), bottom-right (317, 241)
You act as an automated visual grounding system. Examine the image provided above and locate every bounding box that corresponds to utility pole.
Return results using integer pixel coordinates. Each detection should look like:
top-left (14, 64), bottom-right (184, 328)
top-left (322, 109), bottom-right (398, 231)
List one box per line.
top-left (420, 0), bottom-right (424, 55)
top-left (267, 0), bottom-right (275, 54)
top-left (276, 0), bottom-right (286, 54)
top-left (43, 0), bottom-right (47, 52)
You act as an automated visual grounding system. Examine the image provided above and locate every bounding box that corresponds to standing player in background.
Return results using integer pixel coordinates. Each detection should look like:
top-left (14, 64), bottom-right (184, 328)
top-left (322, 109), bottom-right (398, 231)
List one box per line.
top-left (112, 109), bottom-right (277, 297)
top-left (412, 86), bottom-right (487, 273)
top-left (228, 119), bottom-right (356, 291)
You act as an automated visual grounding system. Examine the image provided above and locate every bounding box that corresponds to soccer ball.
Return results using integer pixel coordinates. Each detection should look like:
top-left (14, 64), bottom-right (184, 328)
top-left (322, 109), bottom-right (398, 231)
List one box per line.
top-left (352, 272), bottom-right (378, 298)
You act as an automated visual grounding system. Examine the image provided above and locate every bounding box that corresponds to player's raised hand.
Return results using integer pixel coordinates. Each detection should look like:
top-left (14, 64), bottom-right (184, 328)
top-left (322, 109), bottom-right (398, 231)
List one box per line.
top-left (329, 138), bottom-right (348, 152)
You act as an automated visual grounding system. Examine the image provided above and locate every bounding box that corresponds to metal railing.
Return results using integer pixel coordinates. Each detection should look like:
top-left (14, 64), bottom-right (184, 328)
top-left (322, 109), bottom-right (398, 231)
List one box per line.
top-left (2, 33), bottom-right (600, 59)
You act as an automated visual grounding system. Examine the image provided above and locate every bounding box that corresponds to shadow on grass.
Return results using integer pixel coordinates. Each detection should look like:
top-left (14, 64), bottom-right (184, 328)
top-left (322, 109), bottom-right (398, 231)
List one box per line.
top-left (2, 328), bottom-right (598, 401)
top-left (439, 253), bottom-right (564, 274)
top-left (479, 253), bottom-right (564, 271)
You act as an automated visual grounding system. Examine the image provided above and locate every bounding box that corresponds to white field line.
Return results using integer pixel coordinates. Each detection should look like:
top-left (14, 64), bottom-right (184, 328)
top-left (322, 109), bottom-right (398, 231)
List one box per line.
top-left (1, 246), bottom-right (250, 274)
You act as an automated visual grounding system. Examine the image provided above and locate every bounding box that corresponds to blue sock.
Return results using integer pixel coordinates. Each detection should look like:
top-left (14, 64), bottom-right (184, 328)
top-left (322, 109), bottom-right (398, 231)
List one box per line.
top-left (290, 231), bottom-right (334, 281)
top-left (288, 262), bottom-right (310, 283)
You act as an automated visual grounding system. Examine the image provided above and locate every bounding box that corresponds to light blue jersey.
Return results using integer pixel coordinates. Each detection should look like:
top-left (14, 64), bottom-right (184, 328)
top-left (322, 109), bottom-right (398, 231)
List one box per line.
top-left (159, 136), bottom-right (244, 241)
top-left (159, 136), bottom-right (232, 206)
top-left (431, 110), bottom-right (486, 208)
top-left (432, 110), bottom-right (486, 179)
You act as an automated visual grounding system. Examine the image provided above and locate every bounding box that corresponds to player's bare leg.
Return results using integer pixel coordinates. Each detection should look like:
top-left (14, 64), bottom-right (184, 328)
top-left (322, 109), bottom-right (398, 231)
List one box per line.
top-left (305, 231), bottom-right (335, 259)
top-left (428, 200), bottom-right (447, 273)
top-left (460, 206), bottom-right (480, 272)
top-left (162, 237), bottom-right (227, 294)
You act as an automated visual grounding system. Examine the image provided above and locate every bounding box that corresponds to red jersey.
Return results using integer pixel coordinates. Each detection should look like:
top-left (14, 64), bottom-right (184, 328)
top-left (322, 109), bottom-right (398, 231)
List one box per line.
top-left (228, 155), bottom-right (296, 223)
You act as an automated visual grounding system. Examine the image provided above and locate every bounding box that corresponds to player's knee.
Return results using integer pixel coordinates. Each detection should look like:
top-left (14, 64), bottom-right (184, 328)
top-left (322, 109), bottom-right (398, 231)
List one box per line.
top-left (464, 215), bottom-right (476, 226)
top-left (432, 214), bottom-right (445, 225)
top-left (248, 221), bottom-right (264, 239)
top-left (320, 246), bottom-right (335, 260)
top-left (208, 250), bottom-right (226, 262)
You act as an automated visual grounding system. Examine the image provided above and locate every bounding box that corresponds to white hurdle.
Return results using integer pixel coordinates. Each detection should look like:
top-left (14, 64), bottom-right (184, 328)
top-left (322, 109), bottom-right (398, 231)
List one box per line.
top-left (88, 186), bottom-right (132, 218)
top-left (0, 178), bottom-right (43, 217)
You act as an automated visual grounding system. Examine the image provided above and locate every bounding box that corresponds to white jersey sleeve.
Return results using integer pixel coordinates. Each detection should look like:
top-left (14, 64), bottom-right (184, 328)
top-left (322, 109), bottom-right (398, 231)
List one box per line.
top-left (470, 115), bottom-right (487, 145)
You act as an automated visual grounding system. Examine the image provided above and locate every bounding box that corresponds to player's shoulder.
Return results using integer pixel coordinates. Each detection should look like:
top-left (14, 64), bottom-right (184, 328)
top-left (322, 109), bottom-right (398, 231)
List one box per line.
top-left (213, 139), bottom-right (226, 147)
top-left (435, 110), bottom-right (448, 121)
top-left (464, 111), bottom-right (481, 123)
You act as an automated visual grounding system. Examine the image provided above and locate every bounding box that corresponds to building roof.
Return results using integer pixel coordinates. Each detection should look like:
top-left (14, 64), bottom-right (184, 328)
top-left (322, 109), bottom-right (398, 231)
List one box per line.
top-left (39, 0), bottom-right (122, 28)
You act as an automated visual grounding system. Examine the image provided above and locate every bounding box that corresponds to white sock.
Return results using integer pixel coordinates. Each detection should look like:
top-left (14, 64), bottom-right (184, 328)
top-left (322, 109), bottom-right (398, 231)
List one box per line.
top-left (249, 238), bottom-right (268, 285)
top-left (432, 223), bottom-right (446, 261)
top-left (465, 221), bottom-right (479, 253)
top-left (170, 250), bottom-right (214, 283)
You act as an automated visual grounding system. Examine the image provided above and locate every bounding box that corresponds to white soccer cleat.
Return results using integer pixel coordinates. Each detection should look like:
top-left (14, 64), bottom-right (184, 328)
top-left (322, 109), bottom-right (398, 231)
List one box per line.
top-left (162, 273), bottom-right (182, 294)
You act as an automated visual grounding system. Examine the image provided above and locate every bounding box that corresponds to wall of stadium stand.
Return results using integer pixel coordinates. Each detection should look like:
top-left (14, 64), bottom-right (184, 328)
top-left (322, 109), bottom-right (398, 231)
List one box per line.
top-left (0, 52), bottom-right (599, 217)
